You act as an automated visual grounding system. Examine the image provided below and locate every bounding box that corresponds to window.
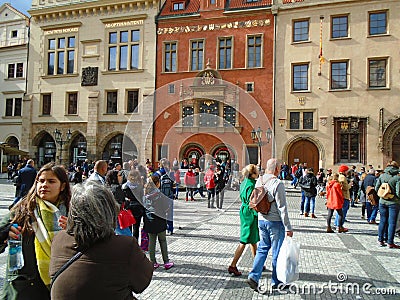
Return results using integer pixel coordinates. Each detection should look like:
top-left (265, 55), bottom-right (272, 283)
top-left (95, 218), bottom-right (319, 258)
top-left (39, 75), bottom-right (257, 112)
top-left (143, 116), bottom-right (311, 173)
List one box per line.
top-left (289, 111), bottom-right (314, 130)
top-left (168, 84), bottom-right (175, 94)
top-left (331, 15), bottom-right (348, 39)
top-left (164, 42), bottom-right (177, 72)
top-left (247, 35), bottom-right (262, 68)
top-left (47, 36), bottom-right (75, 75)
top-left (369, 58), bottom-right (387, 88)
top-left (223, 106), bottom-right (236, 127)
top-left (157, 145), bottom-right (168, 161)
top-left (292, 64), bottom-right (309, 91)
top-left (369, 11), bottom-right (387, 36)
top-left (246, 82), bottom-right (254, 92)
top-left (42, 94), bottom-right (51, 115)
top-left (182, 106), bottom-right (194, 127)
top-left (190, 41), bottom-right (204, 71)
top-left (173, 2), bottom-right (184, 10)
top-left (246, 0), bottom-right (259, 2)
top-left (7, 63), bottom-right (23, 78)
top-left (199, 101), bottom-right (219, 127)
top-left (331, 61), bottom-right (348, 90)
top-left (5, 98), bottom-right (22, 117)
top-left (218, 37), bottom-right (232, 69)
top-left (245, 146), bottom-right (258, 165)
top-left (293, 19), bottom-right (309, 42)
top-left (106, 91), bottom-right (118, 114)
top-left (190, 40), bottom-right (204, 71)
top-left (67, 92), bottom-right (78, 115)
top-left (210, 0), bottom-right (216, 4)
top-left (11, 30), bottom-right (18, 38)
top-left (334, 118), bottom-right (366, 164)
top-left (108, 29), bottom-right (140, 71)
top-left (127, 90), bottom-right (139, 113)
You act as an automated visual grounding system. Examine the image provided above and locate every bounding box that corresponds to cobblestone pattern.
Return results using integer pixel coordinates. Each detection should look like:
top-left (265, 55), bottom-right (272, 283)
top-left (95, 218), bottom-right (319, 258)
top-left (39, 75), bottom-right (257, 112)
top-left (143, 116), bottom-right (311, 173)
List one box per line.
top-left (0, 181), bottom-right (399, 299)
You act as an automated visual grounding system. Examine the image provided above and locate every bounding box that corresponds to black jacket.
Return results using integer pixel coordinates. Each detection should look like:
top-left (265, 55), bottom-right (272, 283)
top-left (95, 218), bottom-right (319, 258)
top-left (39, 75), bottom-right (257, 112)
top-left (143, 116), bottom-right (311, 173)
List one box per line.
top-left (299, 173), bottom-right (318, 197)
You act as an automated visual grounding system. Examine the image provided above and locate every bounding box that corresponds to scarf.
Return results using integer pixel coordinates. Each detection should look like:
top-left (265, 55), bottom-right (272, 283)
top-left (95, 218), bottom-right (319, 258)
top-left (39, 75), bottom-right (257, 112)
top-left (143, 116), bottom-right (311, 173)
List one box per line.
top-left (32, 197), bottom-right (67, 286)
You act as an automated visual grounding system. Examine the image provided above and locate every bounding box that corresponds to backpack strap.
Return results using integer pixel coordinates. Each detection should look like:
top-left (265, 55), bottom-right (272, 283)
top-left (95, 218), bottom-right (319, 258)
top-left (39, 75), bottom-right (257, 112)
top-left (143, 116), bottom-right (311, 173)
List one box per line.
top-left (50, 251), bottom-right (83, 289)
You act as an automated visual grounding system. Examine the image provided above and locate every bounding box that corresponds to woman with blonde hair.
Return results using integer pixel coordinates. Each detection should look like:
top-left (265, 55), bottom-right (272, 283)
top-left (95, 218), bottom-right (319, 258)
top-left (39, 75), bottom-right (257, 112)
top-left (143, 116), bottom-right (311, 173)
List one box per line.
top-left (228, 164), bottom-right (260, 276)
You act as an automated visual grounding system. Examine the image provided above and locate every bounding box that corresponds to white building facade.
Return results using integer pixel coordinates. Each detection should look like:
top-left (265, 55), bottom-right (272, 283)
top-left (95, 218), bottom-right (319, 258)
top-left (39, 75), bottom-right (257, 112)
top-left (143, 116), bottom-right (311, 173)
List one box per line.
top-left (25, 0), bottom-right (159, 166)
top-left (0, 3), bottom-right (29, 171)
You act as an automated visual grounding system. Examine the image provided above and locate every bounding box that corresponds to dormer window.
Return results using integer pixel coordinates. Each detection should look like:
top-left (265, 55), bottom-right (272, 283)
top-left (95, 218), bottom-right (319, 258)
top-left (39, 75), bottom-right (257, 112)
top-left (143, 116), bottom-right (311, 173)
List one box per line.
top-left (173, 2), bottom-right (185, 10)
top-left (246, 0), bottom-right (259, 2)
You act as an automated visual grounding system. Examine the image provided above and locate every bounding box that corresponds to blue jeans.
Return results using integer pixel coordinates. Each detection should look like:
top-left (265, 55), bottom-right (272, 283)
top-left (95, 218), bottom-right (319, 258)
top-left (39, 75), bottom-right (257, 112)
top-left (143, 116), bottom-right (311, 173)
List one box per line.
top-left (291, 175), bottom-right (298, 186)
top-left (366, 202), bottom-right (379, 222)
top-left (305, 196), bottom-right (315, 214)
top-left (300, 191), bottom-right (305, 213)
top-left (167, 197), bottom-right (174, 234)
top-left (175, 183), bottom-right (180, 199)
top-left (335, 199), bottom-right (350, 226)
top-left (248, 220), bottom-right (285, 286)
top-left (378, 203), bottom-right (400, 244)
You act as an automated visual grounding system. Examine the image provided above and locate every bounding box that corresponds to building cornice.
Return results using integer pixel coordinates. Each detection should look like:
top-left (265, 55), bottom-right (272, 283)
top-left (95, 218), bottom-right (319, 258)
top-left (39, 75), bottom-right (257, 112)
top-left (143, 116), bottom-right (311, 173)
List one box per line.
top-left (29, 0), bottom-right (158, 22)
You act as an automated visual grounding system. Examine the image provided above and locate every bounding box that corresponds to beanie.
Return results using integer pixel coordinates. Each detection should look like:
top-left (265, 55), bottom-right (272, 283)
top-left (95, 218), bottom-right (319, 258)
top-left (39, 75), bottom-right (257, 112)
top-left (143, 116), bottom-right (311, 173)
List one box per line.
top-left (338, 165), bottom-right (349, 173)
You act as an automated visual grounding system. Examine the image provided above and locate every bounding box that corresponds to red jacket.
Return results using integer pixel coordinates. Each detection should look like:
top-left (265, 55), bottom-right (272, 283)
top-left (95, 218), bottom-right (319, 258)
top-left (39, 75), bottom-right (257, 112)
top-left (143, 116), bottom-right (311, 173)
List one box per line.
top-left (184, 170), bottom-right (196, 187)
top-left (326, 180), bottom-right (344, 210)
top-left (204, 169), bottom-right (216, 189)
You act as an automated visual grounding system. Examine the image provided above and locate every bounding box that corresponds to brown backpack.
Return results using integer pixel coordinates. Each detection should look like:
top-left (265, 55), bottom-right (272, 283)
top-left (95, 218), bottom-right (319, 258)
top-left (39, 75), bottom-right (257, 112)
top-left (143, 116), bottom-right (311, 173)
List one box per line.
top-left (249, 176), bottom-right (275, 214)
top-left (365, 186), bottom-right (379, 206)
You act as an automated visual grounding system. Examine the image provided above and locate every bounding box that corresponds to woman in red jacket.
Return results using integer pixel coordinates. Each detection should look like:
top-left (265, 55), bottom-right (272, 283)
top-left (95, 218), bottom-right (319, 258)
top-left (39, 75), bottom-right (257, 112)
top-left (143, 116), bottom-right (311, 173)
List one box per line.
top-left (204, 165), bottom-right (216, 208)
top-left (326, 173), bottom-right (347, 233)
top-left (184, 167), bottom-right (197, 201)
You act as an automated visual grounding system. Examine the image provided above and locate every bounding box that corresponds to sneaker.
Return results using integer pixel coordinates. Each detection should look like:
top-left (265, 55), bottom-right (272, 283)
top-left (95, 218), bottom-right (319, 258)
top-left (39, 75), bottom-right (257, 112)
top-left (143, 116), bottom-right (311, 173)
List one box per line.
top-left (153, 263), bottom-right (160, 269)
top-left (164, 261), bottom-right (174, 270)
top-left (246, 278), bottom-right (258, 291)
top-left (379, 241), bottom-right (387, 247)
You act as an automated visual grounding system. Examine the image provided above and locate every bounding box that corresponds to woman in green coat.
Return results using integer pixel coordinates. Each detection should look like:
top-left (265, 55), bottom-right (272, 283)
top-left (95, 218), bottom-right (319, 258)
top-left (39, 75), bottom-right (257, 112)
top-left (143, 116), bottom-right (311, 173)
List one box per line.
top-left (228, 164), bottom-right (260, 276)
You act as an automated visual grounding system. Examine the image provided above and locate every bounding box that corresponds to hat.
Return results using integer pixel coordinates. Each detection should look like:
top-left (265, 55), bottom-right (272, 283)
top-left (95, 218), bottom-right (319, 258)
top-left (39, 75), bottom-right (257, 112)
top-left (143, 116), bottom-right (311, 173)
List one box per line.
top-left (338, 165), bottom-right (349, 173)
top-left (368, 169), bottom-right (375, 175)
top-left (327, 168), bottom-right (332, 171)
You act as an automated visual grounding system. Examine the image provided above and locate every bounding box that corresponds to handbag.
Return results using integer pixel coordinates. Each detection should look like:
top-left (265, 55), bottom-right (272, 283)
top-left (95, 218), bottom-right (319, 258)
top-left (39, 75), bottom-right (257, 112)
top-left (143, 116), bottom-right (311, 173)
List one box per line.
top-left (118, 202), bottom-right (136, 229)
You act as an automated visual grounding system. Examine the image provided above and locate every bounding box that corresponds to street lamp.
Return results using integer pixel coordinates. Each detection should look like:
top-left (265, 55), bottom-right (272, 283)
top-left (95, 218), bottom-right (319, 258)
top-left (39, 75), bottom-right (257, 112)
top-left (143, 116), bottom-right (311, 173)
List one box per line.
top-left (251, 127), bottom-right (272, 170)
top-left (53, 129), bottom-right (72, 165)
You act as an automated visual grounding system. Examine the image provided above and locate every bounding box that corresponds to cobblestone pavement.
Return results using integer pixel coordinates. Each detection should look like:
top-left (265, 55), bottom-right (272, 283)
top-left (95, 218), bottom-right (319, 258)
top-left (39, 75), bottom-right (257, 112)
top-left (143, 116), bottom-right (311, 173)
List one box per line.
top-left (0, 179), bottom-right (399, 299)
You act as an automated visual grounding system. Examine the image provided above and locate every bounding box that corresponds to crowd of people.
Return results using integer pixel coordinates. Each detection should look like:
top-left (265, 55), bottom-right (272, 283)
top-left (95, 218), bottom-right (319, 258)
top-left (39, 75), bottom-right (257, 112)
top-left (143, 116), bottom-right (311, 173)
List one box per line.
top-left (3, 156), bottom-right (400, 298)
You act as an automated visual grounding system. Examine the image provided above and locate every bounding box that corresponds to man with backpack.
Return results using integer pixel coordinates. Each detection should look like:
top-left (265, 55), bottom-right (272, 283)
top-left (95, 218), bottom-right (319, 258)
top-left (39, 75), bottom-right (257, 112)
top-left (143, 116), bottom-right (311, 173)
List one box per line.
top-left (155, 159), bottom-right (175, 235)
top-left (375, 161), bottom-right (400, 248)
top-left (247, 158), bottom-right (293, 292)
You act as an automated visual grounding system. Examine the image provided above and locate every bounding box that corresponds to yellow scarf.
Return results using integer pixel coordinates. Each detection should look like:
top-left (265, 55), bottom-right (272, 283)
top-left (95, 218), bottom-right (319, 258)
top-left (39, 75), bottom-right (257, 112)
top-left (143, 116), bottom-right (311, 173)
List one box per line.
top-left (32, 197), bottom-right (66, 286)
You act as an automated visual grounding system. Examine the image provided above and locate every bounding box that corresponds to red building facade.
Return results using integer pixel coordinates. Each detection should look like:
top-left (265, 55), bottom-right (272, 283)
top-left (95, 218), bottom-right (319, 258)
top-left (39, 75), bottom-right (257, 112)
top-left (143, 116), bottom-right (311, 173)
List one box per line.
top-left (154, 0), bottom-right (274, 170)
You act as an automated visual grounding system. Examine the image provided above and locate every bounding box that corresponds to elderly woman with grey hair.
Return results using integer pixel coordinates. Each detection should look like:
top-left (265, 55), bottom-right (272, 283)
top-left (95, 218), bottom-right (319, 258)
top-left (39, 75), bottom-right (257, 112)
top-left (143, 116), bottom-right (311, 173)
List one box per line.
top-left (50, 182), bottom-right (153, 300)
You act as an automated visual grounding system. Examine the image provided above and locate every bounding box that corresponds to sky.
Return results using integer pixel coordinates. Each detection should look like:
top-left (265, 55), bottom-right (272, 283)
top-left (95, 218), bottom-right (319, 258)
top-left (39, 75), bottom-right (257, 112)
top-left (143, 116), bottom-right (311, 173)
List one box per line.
top-left (0, 0), bottom-right (32, 15)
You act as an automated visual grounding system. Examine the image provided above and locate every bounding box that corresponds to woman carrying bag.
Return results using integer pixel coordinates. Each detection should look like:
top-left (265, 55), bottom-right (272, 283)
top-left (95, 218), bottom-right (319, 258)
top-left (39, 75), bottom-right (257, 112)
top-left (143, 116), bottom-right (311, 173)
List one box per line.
top-left (0, 163), bottom-right (70, 300)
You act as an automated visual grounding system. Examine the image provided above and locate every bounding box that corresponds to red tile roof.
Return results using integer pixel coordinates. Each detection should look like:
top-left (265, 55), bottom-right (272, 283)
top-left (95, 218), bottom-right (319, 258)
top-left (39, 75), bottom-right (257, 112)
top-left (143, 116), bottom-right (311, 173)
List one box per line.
top-left (228, 0), bottom-right (272, 10)
top-left (159, 0), bottom-right (200, 17)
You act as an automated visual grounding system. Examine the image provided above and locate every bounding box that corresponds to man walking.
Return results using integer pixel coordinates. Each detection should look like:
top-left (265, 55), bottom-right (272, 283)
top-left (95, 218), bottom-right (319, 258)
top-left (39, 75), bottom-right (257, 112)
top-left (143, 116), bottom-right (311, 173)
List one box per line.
top-left (87, 160), bottom-right (108, 185)
top-left (247, 158), bottom-right (293, 292)
top-left (12, 159), bottom-right (37, 207)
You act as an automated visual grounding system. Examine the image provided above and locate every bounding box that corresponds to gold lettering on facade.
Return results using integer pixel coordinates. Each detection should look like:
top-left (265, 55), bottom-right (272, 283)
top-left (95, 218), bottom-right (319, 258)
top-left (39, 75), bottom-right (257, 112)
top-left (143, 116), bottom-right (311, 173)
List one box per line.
top-left (44, 27), bottom-right (79, 35)
top-left (158, 19), bottom-right (272, 35)
top-left (104, 19), bottom-right (144, 28)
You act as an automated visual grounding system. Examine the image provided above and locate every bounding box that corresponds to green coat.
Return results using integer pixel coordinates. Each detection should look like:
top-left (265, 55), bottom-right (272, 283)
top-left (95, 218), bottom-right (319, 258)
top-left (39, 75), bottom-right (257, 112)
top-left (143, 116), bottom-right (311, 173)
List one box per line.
top-left (0, 212), bottom-right (50, 300)
top-left (239, 177), bottom-right (260, 244)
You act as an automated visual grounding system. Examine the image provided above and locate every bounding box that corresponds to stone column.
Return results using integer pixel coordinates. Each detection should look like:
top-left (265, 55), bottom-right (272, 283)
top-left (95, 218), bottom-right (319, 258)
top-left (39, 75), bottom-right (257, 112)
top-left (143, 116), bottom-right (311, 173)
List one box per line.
top-left (86, 91), bottom-right (99, 161)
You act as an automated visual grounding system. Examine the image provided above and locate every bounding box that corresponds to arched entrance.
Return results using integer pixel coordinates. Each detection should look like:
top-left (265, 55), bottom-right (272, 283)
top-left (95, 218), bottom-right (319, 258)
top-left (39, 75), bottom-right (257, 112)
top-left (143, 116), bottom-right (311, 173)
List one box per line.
top-left (288, 139), bottom-right (319, 171)
top-left (181, 144), bottom-right (205, 168)
top-left (392, 133), bottom-right (400, 163)
top-left (102, 134), bottom-right (137, 164)
top-left (69, 133), bottom-right (87, 165)
top-left (34, 132), bottom-right (56, 166)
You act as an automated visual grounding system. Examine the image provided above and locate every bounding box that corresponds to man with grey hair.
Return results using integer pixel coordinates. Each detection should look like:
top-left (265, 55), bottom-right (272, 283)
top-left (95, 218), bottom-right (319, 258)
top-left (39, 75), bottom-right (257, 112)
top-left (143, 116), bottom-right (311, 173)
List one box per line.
top-left (247, 158), bottom-right (293, 292)
top-left (87, 160), bottom-right (108, 185)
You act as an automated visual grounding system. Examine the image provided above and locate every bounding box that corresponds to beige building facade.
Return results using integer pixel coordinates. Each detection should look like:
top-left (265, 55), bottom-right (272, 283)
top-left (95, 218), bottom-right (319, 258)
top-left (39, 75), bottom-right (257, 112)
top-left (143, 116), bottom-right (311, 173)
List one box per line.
top-left (24, 0), bottom-right (159, 166)
top-left (274, 0), bottom-right (400, 171)
top-left (0, 4), bottom-right (29, 171)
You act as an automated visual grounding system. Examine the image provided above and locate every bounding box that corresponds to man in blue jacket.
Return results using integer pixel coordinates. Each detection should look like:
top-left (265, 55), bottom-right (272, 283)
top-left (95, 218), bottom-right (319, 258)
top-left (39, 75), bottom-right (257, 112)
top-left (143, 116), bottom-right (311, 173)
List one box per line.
top-left (13, 159), bottom-right (37, 206)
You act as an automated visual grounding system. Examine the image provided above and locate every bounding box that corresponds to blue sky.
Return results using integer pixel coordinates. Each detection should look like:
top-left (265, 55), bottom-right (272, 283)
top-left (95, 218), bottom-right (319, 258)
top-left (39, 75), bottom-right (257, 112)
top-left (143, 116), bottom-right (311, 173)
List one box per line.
top-left (1, 0), bottom-right (32, 15)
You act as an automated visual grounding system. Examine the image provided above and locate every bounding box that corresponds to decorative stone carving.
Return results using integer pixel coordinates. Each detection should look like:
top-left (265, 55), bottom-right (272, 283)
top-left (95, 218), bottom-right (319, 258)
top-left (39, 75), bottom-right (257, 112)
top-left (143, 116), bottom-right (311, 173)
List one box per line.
top-left (81, 66), bottom-right (98, 86)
